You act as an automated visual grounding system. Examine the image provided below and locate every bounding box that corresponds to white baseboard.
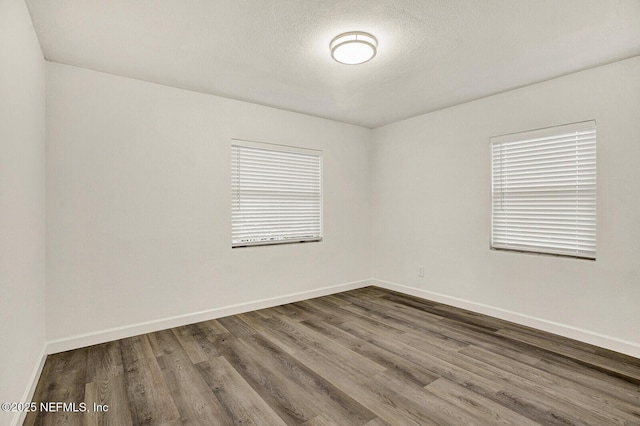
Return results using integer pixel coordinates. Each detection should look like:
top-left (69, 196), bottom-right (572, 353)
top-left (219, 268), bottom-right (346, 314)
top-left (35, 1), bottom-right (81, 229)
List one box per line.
top-left (372, 279), bottom-right (640, 359)
top-left (47, 279), bottom-right (373, 354)
top-left (11, 344), bottom-right (47, 426)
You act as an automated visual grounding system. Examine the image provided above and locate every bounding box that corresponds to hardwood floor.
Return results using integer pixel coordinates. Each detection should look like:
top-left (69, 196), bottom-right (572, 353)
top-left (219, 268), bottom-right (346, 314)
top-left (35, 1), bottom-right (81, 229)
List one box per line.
top-left (24, 286), bottom-right (640, 425)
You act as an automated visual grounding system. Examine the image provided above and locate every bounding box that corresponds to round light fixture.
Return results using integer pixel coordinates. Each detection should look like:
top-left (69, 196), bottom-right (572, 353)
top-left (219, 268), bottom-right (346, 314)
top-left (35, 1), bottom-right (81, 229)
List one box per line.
top-left (330, 31), bottom-right (377, 65)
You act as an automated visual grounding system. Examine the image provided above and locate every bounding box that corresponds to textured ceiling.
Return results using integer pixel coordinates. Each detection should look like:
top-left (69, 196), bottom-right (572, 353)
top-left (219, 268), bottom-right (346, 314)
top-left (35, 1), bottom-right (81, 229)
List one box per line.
top-left (26, 0), bottom-right (640, 128)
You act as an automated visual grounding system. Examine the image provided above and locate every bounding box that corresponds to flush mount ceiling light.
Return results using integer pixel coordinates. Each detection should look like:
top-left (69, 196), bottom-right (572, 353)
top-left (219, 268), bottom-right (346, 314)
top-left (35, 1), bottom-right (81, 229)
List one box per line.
top-left (330, 31), bottom-right (377, 65)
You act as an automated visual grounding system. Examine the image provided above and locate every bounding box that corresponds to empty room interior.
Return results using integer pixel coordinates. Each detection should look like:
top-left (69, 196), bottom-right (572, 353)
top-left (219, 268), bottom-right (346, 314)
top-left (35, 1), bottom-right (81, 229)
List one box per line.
top-left (2, 0), bottom-right (640, 425)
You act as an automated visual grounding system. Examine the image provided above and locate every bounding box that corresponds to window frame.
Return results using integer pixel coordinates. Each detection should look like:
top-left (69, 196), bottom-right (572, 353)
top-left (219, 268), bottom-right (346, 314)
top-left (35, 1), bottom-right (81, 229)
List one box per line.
top-left (231, 139), bottom-right (323, 248)
top-left (490, 120), bottom-right (597, 260)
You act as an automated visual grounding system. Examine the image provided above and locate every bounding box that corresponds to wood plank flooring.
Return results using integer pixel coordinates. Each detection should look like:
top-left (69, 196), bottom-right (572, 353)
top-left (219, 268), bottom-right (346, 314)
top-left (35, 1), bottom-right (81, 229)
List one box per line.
top-left (24, 286), bottom-right (640, 425)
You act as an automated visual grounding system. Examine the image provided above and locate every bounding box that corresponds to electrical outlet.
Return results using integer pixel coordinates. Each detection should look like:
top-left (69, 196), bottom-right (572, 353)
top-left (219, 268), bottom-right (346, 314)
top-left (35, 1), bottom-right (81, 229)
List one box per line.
top-left (418, 266), bottom-right (425, 277)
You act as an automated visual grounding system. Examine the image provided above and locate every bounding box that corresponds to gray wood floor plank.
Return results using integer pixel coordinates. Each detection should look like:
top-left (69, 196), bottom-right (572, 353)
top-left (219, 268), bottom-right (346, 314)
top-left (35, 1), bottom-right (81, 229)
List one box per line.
top-left (216, 315), bottom-right (258, 338)
top-left (291, 346), bottom-right (441, 426)
top-left (28, 348), bottom-right (88, 426)
top-left (269, 303), bottom-right (315, 322)
top-left (195, 356), bottom-right (287, 426)
top-left (149, 330), bottom-right (235, 425)
top-left (235, 312), bottom-right (310, 355)
top-left (171, 325), bottom-right (220, 364)
top-left (242, 332), bottom-right (378, 425)
top-left (362, 418), bottom-right (392, 426)
top-left (195, 318), bottom-right (229, 336)
top-left (496, 327), bottom-right (640, 383)
top-left (246, 311), bottom-right (387, 378)
top-left (209, 332), bottom-right (321, 424)
top-left (301, 318), bottom-right (439, 387)
top-left (368, 369), bottom-right (482, 426)
top-left (534, 356), bottom-right (640, 406)
top-left (25, 286), bottom-right (640, 425)
top-left (300, 413), bottom-right (340, 426)
top-left (424, 377), bottom-right (541, 426)
top-left (295, 298), bottom-right (354, 326)
top-left (459, 344), bottom-right (640, 424)
top-left (119, 335), bottom-right (182, 426)
top-left (452, 348), bottom-right (625, 425)
top-left (332, 297), bottom-right (459, 346)
top-left (84, 342), bottom-right (133, 426)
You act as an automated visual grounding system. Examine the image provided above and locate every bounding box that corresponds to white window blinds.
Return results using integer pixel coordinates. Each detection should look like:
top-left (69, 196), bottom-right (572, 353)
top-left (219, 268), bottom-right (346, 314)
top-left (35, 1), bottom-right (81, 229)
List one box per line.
top-left (231, 140), bottom-right (322, 247)
top-left (491, 121), bottom-right (596, 259)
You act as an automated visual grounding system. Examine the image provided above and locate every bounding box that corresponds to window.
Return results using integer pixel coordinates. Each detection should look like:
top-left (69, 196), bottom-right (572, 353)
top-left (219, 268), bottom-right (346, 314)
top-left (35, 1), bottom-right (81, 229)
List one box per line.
top-left (491, 121), bottom-right (596, 259)
top-left (231, 140), bottom-right (322, 247)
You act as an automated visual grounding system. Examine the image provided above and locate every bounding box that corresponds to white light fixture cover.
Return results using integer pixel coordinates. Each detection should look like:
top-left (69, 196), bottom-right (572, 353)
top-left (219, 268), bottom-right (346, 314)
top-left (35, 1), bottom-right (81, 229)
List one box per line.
top-left (330, 31), bottom-right (377, 65)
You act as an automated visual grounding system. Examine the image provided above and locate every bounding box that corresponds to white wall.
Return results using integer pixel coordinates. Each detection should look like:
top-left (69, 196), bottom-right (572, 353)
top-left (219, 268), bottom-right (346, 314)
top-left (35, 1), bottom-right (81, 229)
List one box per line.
top-left (0, 0), bottom-right (47, 424)
top-left (46, 62), bottom-right (372, 347)
top-left (372, 56), bottom-right (640, 357)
